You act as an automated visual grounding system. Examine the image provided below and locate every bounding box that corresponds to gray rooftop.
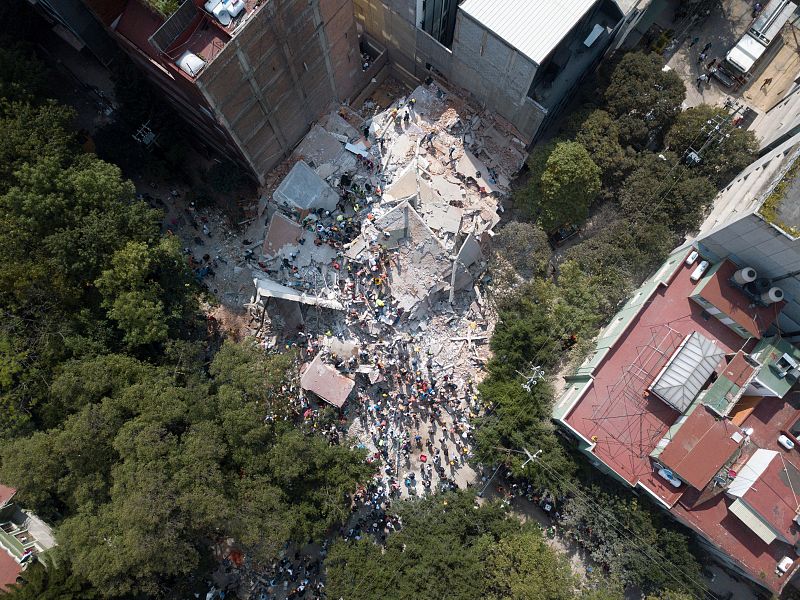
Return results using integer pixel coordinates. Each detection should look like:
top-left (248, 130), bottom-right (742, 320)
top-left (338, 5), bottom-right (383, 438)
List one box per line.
top-left (273, 160), bottom-right (339, 212)
top-left (459, 0), bottom-right (598, 65)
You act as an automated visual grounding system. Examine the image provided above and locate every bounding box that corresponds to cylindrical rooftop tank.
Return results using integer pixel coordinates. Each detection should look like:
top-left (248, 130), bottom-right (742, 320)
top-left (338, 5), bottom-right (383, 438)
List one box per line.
top-left (733, 267), bottom-right (758, 285)
top-left (761, 286), bottom-right (784, 304)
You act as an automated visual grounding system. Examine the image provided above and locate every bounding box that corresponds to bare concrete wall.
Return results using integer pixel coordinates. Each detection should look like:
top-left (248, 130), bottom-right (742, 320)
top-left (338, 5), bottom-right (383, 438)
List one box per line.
top-left (450, 12), bottom-right (542, 141)
top-left (354, 0), bottom-right (545, 141)
top-left (197, 0), bottom-right (362, 183)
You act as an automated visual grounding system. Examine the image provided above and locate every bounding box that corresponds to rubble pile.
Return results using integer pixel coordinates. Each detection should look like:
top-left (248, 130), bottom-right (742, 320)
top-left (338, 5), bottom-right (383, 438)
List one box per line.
top-left (169, 80), bottom-right (527, 599)
top-left (242, 80), bottom-right (525, 502)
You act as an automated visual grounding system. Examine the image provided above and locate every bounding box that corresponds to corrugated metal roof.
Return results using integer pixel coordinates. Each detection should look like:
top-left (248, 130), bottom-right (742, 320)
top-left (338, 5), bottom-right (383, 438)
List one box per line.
top-left (459, 0), bottom-right (598, 65)
top-left (728, 449), bottom-right (777, 497)
top-left (728, 498), bottom-right (779, 545)
top-left (650, 331), bottom-right (725, 413)
top-left (656, 403), bottom-right (743, 490)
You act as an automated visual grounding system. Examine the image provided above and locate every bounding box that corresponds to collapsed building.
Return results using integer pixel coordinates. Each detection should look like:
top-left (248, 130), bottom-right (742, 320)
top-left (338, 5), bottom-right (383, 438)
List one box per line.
top-left (244, 80), bottom-right (524, 461)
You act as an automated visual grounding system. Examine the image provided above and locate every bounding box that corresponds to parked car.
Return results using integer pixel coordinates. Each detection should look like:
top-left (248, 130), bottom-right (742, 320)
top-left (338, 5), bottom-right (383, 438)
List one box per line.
top-left (690, 260), bottom-right (710, 282)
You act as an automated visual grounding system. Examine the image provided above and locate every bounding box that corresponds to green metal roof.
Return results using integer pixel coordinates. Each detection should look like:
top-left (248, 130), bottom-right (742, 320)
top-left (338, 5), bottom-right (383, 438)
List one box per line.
top-left (751, 336), bottom-right (800, 397)
top-left (703, 375), bottom-right (742, 416)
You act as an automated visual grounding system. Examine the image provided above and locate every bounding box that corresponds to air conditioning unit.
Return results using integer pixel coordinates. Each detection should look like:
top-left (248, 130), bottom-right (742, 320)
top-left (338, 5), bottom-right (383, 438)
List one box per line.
top-left (778, 556), bottom-right (794, 573)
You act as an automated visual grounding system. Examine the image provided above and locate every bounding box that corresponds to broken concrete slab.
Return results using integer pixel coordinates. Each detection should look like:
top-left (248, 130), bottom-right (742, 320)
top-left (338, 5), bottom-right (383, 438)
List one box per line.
top-left (300, 354), bottom-right (355, 408)
top-left (324, 111), bottom-right (360, 141)
top-left (456, 150), bottom-right (503, 194)
top-left (293, 125), bottom-right (344, 168)
top-left (325, 337), bottom-right (360, 359)
top-left (456, 233), bottom-right (483, 268)
top-left (274, 161), bottom-right (339, 212)
top-left (253, 276), bottom-right (344, 311)
top-left (383, 165), bottom-right (418, 201)
top-left (423, 202), bottom-right (462, 236)
top-left (263, 212), bottom-right (303, 258)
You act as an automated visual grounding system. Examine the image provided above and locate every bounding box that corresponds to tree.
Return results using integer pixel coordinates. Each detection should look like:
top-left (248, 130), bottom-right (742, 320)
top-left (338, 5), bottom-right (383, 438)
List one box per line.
top-left (0, 552), bottom-right (101, 599)
top-left (0, 45), bottom-right (47, 105)
top-left (0, 345), bottom-right (372, 596)
top-left (617, 153), bottom-right (717, 234)
top-left (559, 485), bottom-right (706, 596)
top-left (564, 218), bottom-right (674, 312)
top-left (603, 52), bottom-right (685, 142)
top-left (517, 141), bottom-right (601, 231)
top-left (482, 527), bottom-right (576, 600)
top-left (326, 491), bottom-right (517, 600)
top-left (566, 109), bottom-right (635, 191)
top-left (96, 237), bottom-right (198, 347)
top-left (0, 101), bottom-right (75, 194)
top-left (490, 221), bottom-right (551, 281)
top-left (665, 104), bottom-right (758, 186)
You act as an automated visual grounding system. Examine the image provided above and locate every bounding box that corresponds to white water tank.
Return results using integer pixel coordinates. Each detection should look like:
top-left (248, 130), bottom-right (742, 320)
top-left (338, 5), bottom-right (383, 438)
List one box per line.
top-left (761, 286), bottom-right (785, 305)
top-left (733, 267), bottom-right (758, 284)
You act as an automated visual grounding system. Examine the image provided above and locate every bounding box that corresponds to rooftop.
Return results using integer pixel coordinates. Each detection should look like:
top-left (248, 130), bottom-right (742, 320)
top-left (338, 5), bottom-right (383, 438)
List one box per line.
top-left (114, 0), bottom-right (259, 78)
top-left (562, 250), bottom-right (748, 492)
top-left (0, 487), bottom-right (15, 508)
top-left (759, 153), bottom-right (800, 238)
top-left (0, 549), bottom-right (19, 592)
top-left (459, 0), bottom-right (598, 65)
top-left (300, 354), bottom-right (355, 408)
top-left (556, 248), bottom-right (800, 593)
top-left (750, 336), bottom-right (800, 398)
top-left (656, 403), bottom-right (743, 491)
top-left (690, 259), bottom-right (784, 339)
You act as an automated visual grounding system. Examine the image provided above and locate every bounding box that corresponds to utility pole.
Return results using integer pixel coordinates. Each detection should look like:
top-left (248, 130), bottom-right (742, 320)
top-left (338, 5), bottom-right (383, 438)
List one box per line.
top-left (478, 447), bottom-right (541, 497)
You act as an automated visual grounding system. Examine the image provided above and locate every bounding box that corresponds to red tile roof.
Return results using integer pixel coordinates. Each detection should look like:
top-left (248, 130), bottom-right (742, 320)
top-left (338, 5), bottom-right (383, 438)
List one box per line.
top-left (0, 485), bottom-right (15, 507)
top-left (739, 452), bottom-right (800, 544)
top-left (0, 550), bottom-right (20, 592)
top-left (693, 260), bottom-right (784, 339)
top-left (658, 405), bottom-right (742, 490)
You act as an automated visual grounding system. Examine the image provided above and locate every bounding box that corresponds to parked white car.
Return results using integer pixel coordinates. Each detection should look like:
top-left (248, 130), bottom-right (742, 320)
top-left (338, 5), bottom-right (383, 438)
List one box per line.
top-left (690, 260), bottom-right (710, 282)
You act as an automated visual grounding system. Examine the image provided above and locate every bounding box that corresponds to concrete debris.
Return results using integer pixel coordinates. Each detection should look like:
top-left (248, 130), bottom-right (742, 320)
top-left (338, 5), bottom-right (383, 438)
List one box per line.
top-left (274, 161), bottom-right (339, 212)
top-left (192, 79), bottom-right (527, 525)
top-left (300, 354), bottom-right (355, 408)
top-left (263, 212), bottom-right (302, 258)
top-left (253, 276), bottom-right (344, 311)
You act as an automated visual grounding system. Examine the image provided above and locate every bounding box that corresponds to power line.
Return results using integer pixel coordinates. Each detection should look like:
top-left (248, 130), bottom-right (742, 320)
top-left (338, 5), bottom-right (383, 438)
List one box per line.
top-left (503, 446), bottom-right (713, 599)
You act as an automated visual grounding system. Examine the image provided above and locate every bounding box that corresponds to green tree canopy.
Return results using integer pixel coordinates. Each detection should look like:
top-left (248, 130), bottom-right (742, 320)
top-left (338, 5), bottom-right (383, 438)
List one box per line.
top-left (617, 153), bottom-right (718, 234)
top-left (0, 45), bottom-right (47, 104)
top-left (665, 104), bottom-right (758, 186)
top-left (603, 52), bottom-right (685, 141)
top-left (483, 527), bottom-right (576, 600)
top-left (0, 343), bottom-right (371, 596)
top-left (518, 141), bottom-right (601, 231)
top-left (560, 485), bottom-right (706, 596)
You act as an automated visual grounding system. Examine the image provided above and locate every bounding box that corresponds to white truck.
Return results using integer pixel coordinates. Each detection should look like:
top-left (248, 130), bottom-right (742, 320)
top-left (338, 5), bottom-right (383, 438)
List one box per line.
top-left (726, 0), bottom-right (798, 74)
